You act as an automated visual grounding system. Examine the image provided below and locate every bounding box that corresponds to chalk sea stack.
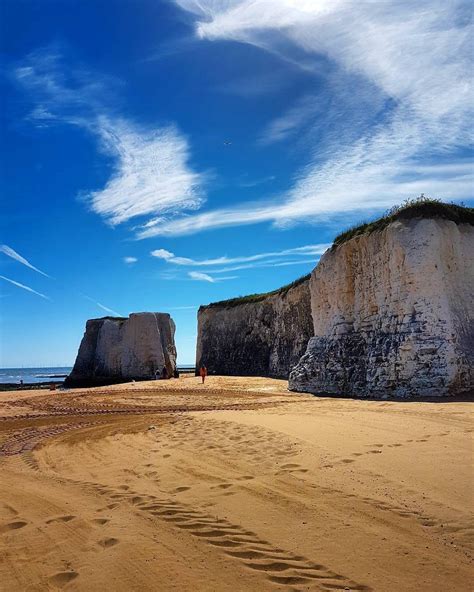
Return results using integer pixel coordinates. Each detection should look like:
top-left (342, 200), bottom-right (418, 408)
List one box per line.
top-left (290, 205), bottom-right (474, 397)
top-left (196, 276), bottom-right (312, 378)
top-left (65, 312), bottom-right (177, 387)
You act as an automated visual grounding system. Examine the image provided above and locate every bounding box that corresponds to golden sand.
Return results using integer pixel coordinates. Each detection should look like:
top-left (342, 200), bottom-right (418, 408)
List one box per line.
top-left (0, 375), bottom-right (472, 591)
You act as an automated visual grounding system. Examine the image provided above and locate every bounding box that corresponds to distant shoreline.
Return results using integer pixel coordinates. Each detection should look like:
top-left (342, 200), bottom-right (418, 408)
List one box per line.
top-left (0, 366), bottom-right (196, 391)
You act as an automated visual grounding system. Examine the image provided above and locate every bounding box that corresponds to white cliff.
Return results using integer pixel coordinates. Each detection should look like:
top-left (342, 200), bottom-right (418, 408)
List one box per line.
top-left (289, 218), bottom-right (474, 397)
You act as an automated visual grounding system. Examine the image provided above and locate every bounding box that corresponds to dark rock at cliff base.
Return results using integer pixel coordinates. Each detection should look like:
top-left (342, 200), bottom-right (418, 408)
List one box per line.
top-left (196, 278), bottom-right (313, 378)
top-left (65, 312), bottom-right (177, 387)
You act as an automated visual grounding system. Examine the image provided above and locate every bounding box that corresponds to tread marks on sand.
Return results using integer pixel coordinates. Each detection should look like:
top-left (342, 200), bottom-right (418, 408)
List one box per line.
top-left (85, 481), bottom-right (372, 592)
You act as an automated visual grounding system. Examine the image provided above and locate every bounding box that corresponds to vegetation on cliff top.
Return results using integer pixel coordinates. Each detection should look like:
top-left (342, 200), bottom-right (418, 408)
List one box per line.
top-left (332, 197), bottom-right (473, 249)
top-left (202, 198), bottom-right (472, 310)
top-left (201, 273), bottom-right (311, 310)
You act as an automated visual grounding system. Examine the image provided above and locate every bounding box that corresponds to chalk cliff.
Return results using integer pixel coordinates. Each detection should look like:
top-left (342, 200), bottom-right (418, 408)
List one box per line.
top-left (66, 312), bottom-right (177, 387)
top-left (196, 277), bottom-right (312, 378)
top-left (289, 218), bottom-right (474, 397)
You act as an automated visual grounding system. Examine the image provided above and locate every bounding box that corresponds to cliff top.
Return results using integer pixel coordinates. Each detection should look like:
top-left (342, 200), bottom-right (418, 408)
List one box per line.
top-left (332, 198), bottom-right (473, 249)
top-left (88, 312), bottom-right (171, 322)
top-left (200, 273), bottom-right (311, 310)
top-left (201, 199), bottom-right (472, 311)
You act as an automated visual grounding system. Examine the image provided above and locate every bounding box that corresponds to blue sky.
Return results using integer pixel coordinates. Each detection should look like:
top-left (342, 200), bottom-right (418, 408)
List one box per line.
top-left (1, 0), bottom-right (472, 367)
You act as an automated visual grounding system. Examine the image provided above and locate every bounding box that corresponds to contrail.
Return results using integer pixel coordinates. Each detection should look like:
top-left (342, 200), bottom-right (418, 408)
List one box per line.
top-left (0, 244), bottom-right (50, 277)
top-left (0, 275), bottom-right (50, 300)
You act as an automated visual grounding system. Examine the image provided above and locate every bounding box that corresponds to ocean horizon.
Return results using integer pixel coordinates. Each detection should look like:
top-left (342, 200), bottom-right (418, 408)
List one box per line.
top-left (0, 365), bottom-right (196, 384)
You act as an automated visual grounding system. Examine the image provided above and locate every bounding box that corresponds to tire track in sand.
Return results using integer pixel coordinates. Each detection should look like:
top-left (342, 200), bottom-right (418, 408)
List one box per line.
top-left (84, 481), bottom-right (372, 592)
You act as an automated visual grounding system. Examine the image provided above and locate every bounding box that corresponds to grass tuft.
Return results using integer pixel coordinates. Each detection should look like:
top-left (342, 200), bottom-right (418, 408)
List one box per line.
top-left (332, 196), bottom-right (473, 249)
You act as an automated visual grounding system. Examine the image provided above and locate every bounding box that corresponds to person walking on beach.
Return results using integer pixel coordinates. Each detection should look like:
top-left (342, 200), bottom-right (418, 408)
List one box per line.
top-left (199, 366), bottom-right (207, 384)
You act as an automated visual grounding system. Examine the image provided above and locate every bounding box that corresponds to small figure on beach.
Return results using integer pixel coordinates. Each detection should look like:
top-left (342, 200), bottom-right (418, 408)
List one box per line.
top-left (199, 366), bottom-right (207, 384)
top-left (155, 369), bottom-right (160, 381)
top-left (161, 366), bottom-right (169, 380)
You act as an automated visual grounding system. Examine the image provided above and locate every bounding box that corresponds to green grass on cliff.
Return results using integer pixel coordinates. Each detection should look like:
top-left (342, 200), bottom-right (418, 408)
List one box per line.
top-left (202, 198), bottom-right (472, 310)
top-left (332, 197), bottom-right (473, 249)
top-left (201, 273), bottom-right (311, 310)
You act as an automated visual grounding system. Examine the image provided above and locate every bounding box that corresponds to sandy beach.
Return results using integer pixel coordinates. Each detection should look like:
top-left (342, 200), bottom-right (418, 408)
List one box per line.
top-left (0, 376), bottom-right (472, 591)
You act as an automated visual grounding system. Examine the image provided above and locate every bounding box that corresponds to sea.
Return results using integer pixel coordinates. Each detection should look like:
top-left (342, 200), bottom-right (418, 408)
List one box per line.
top-left (0, 367), bottom-right (73, 385)
top-left (0, 365), bottom-right (196, 385)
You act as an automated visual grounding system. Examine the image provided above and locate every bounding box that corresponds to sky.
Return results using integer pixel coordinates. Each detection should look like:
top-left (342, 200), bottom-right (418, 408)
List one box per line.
top-left (0, 0), bottom-right (472, 367)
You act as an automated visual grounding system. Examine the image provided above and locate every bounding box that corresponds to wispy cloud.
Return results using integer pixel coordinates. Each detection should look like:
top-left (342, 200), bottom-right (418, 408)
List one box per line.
top-left (14, 48), bottom-right (205, 228)
top-left (210, 258), bottom-right (317, 273)
top-left (188, 271), bottom-right (236, 283)
top-left (123, 256), bottom-right (138, 264)
top-left (238, 175), bottom-right (276, 188)
top-left (0, 244), bottom-right (50, 277)
top-left (0, 275), bottom-right (50, 300)
top-left (151, 244), bottom-right (329, 266)
top-left (148, 0), bottom-right (474, 238)
top-left (259, 95), bottom-right (318, 145)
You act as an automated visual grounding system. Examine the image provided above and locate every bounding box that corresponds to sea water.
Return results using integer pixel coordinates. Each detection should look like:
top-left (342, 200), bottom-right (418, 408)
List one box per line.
top-left (0, 367), bottom-right (73, 385)
top-left (0, 365), bottom-right (195, 384)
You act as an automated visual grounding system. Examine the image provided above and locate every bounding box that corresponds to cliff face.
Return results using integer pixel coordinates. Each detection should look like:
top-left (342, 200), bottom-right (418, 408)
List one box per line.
top-left (289, 218), bottom-right (474, 397)
top-left (196, 279), bottom-right (312, 378)
top-left (66, 312), bottom-right (177, 387)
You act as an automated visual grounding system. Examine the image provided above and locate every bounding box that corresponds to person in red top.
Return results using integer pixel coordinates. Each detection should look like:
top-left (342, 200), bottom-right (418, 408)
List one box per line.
top-left (199, 366), bottom-right (207, 384)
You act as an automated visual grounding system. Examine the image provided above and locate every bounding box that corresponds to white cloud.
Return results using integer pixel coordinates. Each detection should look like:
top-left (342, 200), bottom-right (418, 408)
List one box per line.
top-left (0, 244), bottom-right (50, 277)
top-left (123, 256), bottom-right (138, 264)
top-left (149, 0), bottom-right (473, 238)
top-left (210, 258), bottom-right (317, 273)
top-left (0, 275), bottom-right (50, 300)
top-left (188, 271), bottom-right (236, 282)
top-left (89, 117), bottom-right (204, 225)
top-left (151, 244), bottom-right (329, 266)
top-left (188, 271), bottom-right (216, 282)
top-left (15, 49), bottom-right (205, 227)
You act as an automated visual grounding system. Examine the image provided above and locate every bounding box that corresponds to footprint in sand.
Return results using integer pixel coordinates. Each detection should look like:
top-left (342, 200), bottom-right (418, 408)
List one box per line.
top-left (172, 486), bottom-right (191, 493)
top-left (92, 518), bottom-right (110, 526)
top-left (103, 503), bottom-right (119, 510)
top-left (46, 515), bottom-right (75, 524)
top-left (0, 520), bottom-right (28, 533)
top-left (211, 483), bottom-right (233, 490)
top-left (48, 571), bottom-right (79, 587)
top-left (98, 537), bottom-right (119, 548)
top-left (276, 464), bottom-right (308, 475)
